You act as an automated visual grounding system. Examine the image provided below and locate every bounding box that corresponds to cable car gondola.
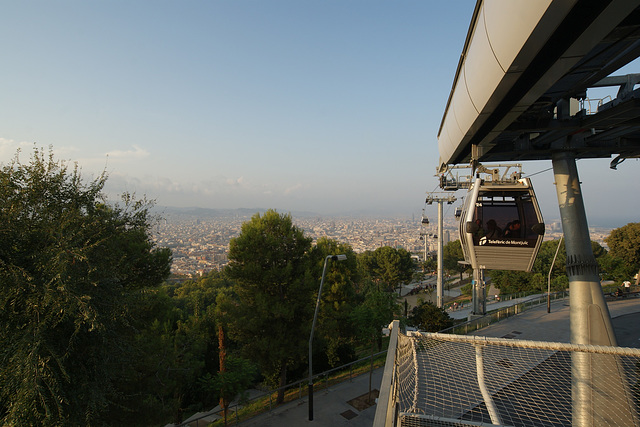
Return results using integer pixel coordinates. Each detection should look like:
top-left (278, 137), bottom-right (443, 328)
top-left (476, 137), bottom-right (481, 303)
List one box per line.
top-left (421, 209), bottom-right (429, 225)
top-left (459, 177), bottom-right (545, 271)
top-left (454, 206), bottom-right (462, 219)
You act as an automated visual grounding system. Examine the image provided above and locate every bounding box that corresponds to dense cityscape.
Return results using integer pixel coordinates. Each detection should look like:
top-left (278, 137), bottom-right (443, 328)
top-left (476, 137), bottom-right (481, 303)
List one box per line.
top-left (152, 207), bottom-right (613, 278)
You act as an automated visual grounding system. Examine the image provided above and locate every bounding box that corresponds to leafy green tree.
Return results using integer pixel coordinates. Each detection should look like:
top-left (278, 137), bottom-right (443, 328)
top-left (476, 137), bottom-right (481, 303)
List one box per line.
top-left (374, 246), bottom-right (403, 291)
top-left (130, 304), bottom-right (210, 425)
top-left (490, 239), bottom-right (609, 294)
top-left (591, 240), bottom-right (608, 259)
top-left (490, 270), bottom-right (542, 294)
top-left (350, 286), bottom-right (398, 402)
top-left (309, 238), bottom-right (358, 369)
top-left (357, 247), bottom-right (414, 293)
top-left (408, 299), bottom-right (453, 332)
top-left (115, 288), bottom-right (189, 425)
top-left (420, 256), bottom-right (437, 274)
top-left (597, 251), bottom-right (629, 282)
top-left (209, 284), bottom-right (259, 425)
top-left (356, 250), bottom-right (378, 290)
top-left (124, 272), bottom-right (236, 425)
top-left (606, 223), bottom-right (640, 284)
top-left (172, 272), bottom-right (228, 320)
top-left (443, 240), bottom-right (468, 280)
top-left (0, 148), bottom-right (171, 426)
top-left (531, 239), bottom-right (566, 286)
top-left (398, 248), bottom-right (415, 283)
top-left (586, 240), bottom-right (621, 282)
top-left (226, 210), bottom-right (313, 404)
top-left (199, 356), bottom-right (256, 427)
top-left (168, 273), bottom-right (233, 419)
top-left (375, 246), bottom-right (414, 292)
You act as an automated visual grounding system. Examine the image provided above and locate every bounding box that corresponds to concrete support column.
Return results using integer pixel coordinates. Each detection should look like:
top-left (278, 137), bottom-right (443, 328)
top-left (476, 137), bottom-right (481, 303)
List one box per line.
top-left (552, 151), bottom-right (634, 426)
top-left (437, 201), bottom-right (444, 308)
top-left (472, 268), bottom-right (485, 315)
top-left (552, 151), bottom-right (616, 346)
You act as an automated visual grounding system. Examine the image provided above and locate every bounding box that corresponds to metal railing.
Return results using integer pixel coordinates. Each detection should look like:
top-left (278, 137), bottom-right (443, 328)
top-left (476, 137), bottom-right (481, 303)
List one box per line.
top-left (176, 349), bottom-right (389, 426)
top-left (441, 289), bottom-right (555, 312)
top-left (373, 320), bottom-right (400, 427)
top-left (374, 295), bottom-right (573, 427)
top-left (438, 291), bottom-right (569, 335)
top-left (394, 332), bottom-right (640, 427)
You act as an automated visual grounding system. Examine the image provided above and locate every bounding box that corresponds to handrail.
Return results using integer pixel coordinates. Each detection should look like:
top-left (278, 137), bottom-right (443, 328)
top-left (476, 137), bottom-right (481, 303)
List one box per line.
top-left (175, 348), bottom-right (389, 426)
top-left (373, 320), bottom-right (399, 427)
top-left (438, 291), bottom-right (569, 335)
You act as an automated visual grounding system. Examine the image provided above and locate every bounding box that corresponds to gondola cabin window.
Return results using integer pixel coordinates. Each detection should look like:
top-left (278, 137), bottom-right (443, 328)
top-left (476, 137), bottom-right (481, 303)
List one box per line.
top-left (470, 193), bottom-right (541, 247)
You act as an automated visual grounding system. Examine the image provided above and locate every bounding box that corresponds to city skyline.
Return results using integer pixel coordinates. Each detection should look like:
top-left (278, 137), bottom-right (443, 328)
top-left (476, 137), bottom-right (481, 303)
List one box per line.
top-left (1, 1), bottom-right (639, 228)
top-left (152, 206), bottom-right (610, 277)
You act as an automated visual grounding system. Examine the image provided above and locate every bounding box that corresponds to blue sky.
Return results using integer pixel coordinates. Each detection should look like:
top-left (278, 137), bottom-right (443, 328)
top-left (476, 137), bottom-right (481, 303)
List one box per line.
top-left (1, 1), bottom-right (638, 228)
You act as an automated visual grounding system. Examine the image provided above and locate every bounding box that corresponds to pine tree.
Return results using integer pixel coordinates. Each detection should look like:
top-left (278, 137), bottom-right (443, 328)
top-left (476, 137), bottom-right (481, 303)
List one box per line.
top-left (226, 209), bottom-right (313, 404)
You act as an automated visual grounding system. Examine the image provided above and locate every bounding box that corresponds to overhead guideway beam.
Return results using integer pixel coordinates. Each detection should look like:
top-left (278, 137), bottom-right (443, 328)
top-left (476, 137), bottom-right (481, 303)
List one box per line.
top-left (437, 0), bottom-right (640, 169)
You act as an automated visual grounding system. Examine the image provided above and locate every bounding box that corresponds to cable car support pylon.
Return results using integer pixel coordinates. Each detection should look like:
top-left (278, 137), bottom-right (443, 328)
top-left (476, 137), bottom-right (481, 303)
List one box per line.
top-left (425, 193), bottom-right (456, 309)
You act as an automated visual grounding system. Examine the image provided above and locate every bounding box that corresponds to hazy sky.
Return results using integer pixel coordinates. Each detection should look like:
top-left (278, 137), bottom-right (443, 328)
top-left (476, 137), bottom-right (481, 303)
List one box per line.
top-left (1, 1), bottom-right (638, 228)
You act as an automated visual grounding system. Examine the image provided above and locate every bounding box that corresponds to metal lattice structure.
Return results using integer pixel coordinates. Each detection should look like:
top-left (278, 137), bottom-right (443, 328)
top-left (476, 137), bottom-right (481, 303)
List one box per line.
top-left (394, 332), bottom-right (640, 427)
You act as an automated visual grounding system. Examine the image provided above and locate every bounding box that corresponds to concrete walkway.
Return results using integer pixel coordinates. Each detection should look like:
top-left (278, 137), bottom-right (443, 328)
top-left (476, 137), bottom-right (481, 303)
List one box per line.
top-left (469, 294), bottom-right (640, 344)
top-left (238, 368), bottom-right (382, 426)
top-left (448, 293), bottom-right (546, 320)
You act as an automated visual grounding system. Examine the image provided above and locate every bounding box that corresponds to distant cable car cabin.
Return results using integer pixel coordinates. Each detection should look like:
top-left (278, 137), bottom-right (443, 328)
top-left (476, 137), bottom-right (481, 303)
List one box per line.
top-left (454, 206), bottom-right (462, 219)
top-left (421, 214), bottom-right (429, 225)
top-left (459, 177), bottom-right (545, 271)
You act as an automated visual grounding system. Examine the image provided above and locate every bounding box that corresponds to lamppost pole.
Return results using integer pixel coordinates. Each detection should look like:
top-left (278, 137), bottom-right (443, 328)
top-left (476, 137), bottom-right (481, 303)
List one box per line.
top-left (309, 254), bottom-right (346, 421)
top-left (547, 236), bottom-right (563, 313)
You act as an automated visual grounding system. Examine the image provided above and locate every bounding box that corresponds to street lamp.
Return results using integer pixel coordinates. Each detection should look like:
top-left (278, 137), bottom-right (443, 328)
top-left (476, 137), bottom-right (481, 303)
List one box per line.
top-left (308, 254), bottom-right (347, 421)
top-left (547, 236), bottom-right (563, 313)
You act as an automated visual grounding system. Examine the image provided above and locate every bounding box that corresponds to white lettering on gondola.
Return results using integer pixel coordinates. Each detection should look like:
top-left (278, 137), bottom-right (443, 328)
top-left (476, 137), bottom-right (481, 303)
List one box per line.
top-left (479, 237), bottom-right (529, 246)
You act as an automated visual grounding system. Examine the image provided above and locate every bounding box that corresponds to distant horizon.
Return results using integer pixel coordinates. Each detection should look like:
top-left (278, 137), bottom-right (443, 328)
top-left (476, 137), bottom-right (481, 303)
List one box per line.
top-left (151, 204), bottom-right (631, 231)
